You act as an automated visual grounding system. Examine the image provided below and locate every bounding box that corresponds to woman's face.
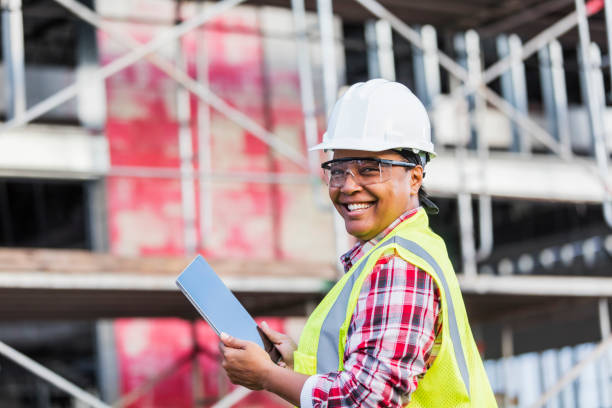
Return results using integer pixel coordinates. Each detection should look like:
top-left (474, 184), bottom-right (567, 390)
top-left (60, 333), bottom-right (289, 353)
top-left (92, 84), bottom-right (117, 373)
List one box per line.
top-left (328, 149), bottom-right (422, 242)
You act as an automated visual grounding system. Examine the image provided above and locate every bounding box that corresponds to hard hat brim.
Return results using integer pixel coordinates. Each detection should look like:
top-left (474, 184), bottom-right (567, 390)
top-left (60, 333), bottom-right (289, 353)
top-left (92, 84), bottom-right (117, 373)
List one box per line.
top-left (309, 139), bottom-right (436, 158)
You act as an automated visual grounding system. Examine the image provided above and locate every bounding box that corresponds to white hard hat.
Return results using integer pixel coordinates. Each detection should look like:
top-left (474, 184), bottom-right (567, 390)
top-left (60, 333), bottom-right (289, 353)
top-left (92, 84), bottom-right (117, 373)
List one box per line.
top-left (310, 79), bottom-right (435, 158)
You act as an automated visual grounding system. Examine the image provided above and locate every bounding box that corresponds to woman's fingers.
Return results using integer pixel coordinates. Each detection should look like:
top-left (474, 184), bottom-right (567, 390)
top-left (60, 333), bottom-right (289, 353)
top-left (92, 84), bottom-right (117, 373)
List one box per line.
top-left (220, 332), bottom-right (248, 349)
top-left (219, 338), bottom-right (273, 391)
top-left (259, 321), bottom-right (284, 343)
top-left (258, 321), bottom-right (297, 369)
top-left (222, 345), bottom-right (238, 362)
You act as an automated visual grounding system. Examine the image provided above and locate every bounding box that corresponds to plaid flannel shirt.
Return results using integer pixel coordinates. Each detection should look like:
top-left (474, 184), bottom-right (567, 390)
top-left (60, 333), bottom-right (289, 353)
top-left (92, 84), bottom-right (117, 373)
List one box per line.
top-left (300, 208), bottom-right (442, 408)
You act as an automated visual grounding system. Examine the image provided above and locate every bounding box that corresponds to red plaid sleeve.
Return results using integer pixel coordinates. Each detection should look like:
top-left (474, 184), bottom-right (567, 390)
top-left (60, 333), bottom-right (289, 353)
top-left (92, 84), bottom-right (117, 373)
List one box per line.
top-left (306, 251), bottom-right (441, 407)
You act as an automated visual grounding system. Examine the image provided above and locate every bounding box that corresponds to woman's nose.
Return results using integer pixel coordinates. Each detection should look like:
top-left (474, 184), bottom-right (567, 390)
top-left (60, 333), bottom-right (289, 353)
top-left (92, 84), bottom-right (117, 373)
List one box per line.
top-left (339, 169), bottom-right (362, 193)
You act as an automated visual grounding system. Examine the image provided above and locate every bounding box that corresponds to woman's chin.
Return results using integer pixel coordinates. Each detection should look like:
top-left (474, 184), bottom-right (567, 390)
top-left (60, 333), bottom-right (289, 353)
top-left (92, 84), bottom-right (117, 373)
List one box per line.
top-left (345, 222), bottom-right (376, 241)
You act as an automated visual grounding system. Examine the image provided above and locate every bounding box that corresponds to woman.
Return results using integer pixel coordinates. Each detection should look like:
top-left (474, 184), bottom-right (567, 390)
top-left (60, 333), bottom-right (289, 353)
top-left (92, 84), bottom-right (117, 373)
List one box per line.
top-left (220, 79), bottom-right (496, 407)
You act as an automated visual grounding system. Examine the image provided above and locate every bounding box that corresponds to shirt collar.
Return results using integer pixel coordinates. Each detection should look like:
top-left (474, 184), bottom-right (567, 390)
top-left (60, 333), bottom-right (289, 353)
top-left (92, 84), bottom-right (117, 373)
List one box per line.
top-left (340, 207), bottom-right (421, 273)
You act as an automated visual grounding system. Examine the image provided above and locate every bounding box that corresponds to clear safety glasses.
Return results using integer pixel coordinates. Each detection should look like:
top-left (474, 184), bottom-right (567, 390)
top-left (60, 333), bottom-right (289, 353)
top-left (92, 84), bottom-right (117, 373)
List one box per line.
top-left (321, 157), bottom-right (416, 188)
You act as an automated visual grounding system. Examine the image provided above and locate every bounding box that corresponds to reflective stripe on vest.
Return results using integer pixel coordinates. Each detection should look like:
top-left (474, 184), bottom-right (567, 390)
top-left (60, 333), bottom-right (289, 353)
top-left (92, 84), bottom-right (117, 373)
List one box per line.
top-left (316, 236), bottom-right (470, 396)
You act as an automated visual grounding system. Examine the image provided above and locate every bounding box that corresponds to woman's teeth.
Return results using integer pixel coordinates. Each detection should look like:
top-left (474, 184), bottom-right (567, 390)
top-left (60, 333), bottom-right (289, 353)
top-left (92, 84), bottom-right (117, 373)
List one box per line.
top-left (347, 203), bottom-right (373, 211)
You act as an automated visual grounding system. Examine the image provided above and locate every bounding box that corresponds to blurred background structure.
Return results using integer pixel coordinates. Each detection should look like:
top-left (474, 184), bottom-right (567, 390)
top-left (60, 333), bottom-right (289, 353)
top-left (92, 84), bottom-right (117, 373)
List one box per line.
top-left (2, 0), bottom-right (612, 406)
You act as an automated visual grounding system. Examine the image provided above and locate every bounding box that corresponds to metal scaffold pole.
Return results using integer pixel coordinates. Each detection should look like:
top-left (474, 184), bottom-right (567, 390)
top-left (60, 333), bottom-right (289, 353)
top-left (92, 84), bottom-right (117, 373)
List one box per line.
top-left (453, 30), bottom-right (478, 277)
top-left (496, 34), bottom-right (530, 154)
top-left (291, 0), bottom-right (329, 209)
top-left (412, 25), bottom-right (440, 111)
top-left (538, 40), bottom-right (572, 157)
top-left (575, 0), bottom-right (612, 228)
top-left (1, 0), bottom-right (26, 120)
top-left (291, 0), bottom-right (318, 160)
top-left (606, 0), bottom-right (612, 99)
top-left (365, 18), bottom-right (395, 81)
top-left (318, 0), bottom-right (351, 273)
top-left (196, 3), bottom-right (214, 250)
top-left (0, 341), bottom-right (111, 408)
top-left (465, 30), bottom-right (493, 263)
top-left (175, 1), bottom-right (198, 255)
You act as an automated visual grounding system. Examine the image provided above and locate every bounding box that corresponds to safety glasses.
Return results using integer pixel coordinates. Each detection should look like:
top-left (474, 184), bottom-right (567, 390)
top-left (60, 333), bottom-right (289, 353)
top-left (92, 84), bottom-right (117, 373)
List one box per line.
top-left (321, 157), bottom-right (416, 188)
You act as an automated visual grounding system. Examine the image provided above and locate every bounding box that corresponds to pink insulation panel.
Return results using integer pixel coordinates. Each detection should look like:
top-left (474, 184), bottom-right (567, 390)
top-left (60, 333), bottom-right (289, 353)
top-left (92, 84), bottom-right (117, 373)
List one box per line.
top-left (100, 4), bottom-right (330, 406)
top-left (115, 318), bottom-right (290, 407)
top-left (101, 7), bottom-right (317, 260)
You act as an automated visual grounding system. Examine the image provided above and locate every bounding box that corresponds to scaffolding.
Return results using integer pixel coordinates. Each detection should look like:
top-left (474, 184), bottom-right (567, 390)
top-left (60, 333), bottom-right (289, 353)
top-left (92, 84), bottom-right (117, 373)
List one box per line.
top-left (2, 0), bottom-right (612, 406)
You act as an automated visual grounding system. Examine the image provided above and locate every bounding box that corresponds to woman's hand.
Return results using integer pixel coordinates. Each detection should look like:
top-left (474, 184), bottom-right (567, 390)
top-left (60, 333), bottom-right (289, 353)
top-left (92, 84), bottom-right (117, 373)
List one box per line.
top-left (220, 332), bottom-right (275, 390)
top-left (259, 321), bottom-right (297, 369)
top-left (220, 328), bottom-right (309, 406)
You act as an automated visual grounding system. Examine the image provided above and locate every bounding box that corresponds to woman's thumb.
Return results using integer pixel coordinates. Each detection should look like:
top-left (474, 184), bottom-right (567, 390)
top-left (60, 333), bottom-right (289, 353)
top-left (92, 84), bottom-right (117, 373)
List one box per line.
top-left (260, 321), bottom-right (283, 342)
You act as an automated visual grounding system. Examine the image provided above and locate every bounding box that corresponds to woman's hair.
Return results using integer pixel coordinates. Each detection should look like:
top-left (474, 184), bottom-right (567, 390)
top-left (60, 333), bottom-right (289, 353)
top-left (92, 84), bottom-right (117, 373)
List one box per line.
top-left (395, 149), bottom-right (439, 215)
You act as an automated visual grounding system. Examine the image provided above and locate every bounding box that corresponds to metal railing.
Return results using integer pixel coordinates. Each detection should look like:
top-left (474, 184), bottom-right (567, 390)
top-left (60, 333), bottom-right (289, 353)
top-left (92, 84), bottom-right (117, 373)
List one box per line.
top-left (0, 332), bottom-right (252, 408)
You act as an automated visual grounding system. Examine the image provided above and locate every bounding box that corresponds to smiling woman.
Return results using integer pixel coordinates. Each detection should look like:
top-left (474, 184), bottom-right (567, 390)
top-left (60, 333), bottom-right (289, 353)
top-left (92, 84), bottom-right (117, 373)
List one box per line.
top-left (326, 149), bottom-right (421, 242)
top-left (220, 79), bottom-right (497, 407)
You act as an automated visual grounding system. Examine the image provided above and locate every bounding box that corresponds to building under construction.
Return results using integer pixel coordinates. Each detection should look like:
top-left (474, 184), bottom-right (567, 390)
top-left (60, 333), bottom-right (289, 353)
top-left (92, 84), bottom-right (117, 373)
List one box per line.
top-left (1, 0), bottom-right (612, 406)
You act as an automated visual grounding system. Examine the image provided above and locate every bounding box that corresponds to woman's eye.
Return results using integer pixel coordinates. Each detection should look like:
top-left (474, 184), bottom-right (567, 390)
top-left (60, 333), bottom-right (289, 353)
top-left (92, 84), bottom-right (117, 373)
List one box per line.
top-left (360, 167), bottom-right (379, 174)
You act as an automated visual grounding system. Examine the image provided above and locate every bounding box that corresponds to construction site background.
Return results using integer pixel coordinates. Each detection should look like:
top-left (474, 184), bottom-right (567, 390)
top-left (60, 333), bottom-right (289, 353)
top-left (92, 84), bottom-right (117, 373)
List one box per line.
top-left (1, 0), bottom-right (612, 407)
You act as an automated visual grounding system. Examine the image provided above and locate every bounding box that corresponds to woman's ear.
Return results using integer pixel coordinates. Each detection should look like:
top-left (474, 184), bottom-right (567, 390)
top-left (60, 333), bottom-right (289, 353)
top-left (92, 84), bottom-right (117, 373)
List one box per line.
top-left (410, 166), bottom-right (423, 195)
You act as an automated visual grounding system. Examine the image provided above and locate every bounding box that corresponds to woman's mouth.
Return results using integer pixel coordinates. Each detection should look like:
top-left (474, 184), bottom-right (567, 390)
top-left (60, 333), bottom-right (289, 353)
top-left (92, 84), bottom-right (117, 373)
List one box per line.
top-left (344, 202), bottom-right (375, 214)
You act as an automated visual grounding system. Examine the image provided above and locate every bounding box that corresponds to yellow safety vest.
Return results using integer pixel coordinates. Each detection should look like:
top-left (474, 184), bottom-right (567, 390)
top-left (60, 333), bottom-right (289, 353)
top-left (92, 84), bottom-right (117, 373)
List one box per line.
top-left (294, 209), bottom-right (497, 407)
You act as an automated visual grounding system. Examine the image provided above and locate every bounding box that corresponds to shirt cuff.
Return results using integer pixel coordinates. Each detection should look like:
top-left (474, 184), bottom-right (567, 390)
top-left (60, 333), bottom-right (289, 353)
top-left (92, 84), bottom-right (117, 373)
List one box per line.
top-left (300, 374), bottom-right (321, 408)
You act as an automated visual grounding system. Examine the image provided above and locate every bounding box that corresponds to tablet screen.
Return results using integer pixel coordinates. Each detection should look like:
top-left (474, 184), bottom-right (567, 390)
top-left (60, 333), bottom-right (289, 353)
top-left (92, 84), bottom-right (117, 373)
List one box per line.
top-left (176, 255), bottom-right (265, 348)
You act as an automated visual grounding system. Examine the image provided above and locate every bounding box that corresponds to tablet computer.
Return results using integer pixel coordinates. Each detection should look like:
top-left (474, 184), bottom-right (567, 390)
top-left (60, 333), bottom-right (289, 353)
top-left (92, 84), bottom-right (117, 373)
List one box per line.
top-left (176, 255), bottom-right (281, 362)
